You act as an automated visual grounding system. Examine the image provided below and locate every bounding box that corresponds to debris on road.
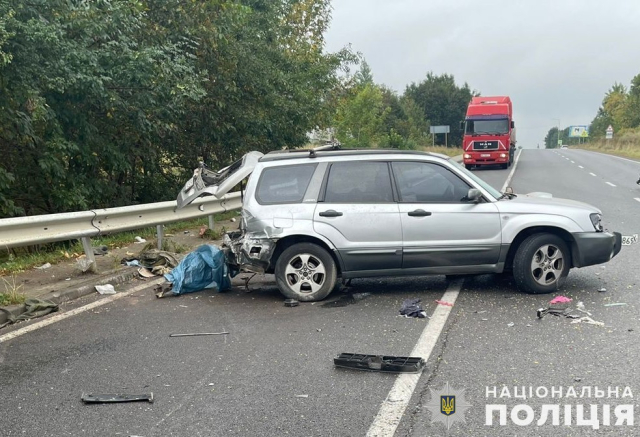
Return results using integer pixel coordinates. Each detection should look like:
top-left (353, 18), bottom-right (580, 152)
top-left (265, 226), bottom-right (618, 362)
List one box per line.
top-left (549, 295), bottom-right (572, 305)
top-left (399, 298), bottom-right (428, 318)
top-left (34, 263), bottom-right (52, 270)
top-left (598, 288), bottom-right (607, 293)
top-left (138, 268), bottom-right (156, 278)
top-left (81, 393), bottom-right (154, 404)
top-left (571, 316), bottom-right (605, 327)
top-left (334, 353), bottom-right (425, 373)
top-left (295, 394), bottom-right (309, 398)
top-left (199, 225), bottom-right (208, 237)
top-left (435, 300), bottom-right (453, 307)
top-left (507, 322), bottom-right (515, 327)
top-left (134, 236), bottom-right (147, 243)
top-left (0, 298), bottom-right (58, 329)
top-left (604, 302), bottom-right (627, 307)
top-left (154, 283), bottom-right (173, 298)
top-left (76, 257), bottom-right (94, 273)
top-left (284, 298), bottom-right (299, 307)
top-left (576, 302), bottom-right (592, 316)
top-left (169, 332), bottom-right (229, 337)
top-left (95, 284), bottom-right (116, 295)
top-left (92, 245), bottom-right (109, 256)
top-left (162, 245), bottom-right (231, 296)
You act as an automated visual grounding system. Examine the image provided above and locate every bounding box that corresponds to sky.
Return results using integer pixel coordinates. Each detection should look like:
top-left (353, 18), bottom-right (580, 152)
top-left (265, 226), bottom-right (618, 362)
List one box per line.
top-left (323, 0), bottom-right (640, 148)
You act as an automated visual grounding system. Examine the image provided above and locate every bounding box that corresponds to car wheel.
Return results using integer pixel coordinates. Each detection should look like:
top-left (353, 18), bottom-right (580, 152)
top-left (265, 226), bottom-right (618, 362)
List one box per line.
top-left (513, 233), bottom-right (571, 294)
top-left (275, 243), bottom-right (337, 302)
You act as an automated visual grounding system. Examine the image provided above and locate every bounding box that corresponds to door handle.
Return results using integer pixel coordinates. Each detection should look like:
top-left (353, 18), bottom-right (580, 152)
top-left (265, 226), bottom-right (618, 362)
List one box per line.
top-left (319, 210), bottom-right (343, 217)
top-left (407, 209), bottom-right (432, 217)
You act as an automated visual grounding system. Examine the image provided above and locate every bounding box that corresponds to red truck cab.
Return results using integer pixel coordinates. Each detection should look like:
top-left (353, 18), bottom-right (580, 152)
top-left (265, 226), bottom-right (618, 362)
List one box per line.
top-left (462, 96), bottom-right (516, 170)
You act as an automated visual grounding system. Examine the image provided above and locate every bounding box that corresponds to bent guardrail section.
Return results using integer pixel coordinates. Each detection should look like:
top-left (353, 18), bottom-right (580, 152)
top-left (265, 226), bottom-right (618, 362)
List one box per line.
top-left (0, 192), bottom-right (242, 272)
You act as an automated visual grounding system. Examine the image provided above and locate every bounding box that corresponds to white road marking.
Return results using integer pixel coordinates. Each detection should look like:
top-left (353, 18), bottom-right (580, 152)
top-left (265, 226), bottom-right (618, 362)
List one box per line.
top-left (590, 172), bottom-right (597, 177)
top-left (579, 149), bottom-right (640, 165)
top-left (635, 198), bottom-right (640, 203)
top-left (366, 279), bottom-right (463, 437)
top-left (579, 165), bottom-right (584, 169)
top-left (0, 278), bottom-right (165, 343)
top-left (501, 149), bottom-right (522, 192)
top-left (571, 161), bottom-right (575, 164)
top-left (606, 182), bottom-right (616, 187)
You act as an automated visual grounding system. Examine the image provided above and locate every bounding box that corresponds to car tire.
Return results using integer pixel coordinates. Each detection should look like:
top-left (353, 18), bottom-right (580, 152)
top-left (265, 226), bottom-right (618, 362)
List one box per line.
top-left (513, 233), bottom-right (571, 294)
top-left (500, 163), bottom-right (509, 169)
top-left (465, 164), bottom-right (473, 170)
top-left (275, 243), bottom-right (337, 302)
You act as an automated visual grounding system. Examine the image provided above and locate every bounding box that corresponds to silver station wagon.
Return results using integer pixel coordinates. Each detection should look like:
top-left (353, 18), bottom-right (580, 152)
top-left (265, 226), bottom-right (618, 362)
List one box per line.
top-left (177, 147), bottom-right (622, 301)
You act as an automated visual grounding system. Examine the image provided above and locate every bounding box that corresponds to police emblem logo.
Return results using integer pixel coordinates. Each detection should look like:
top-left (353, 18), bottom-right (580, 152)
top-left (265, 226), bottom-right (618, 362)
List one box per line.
top-left (426, 382), bottom-right (471, 430)
top-left (441, 395), bottom-right (455, 416)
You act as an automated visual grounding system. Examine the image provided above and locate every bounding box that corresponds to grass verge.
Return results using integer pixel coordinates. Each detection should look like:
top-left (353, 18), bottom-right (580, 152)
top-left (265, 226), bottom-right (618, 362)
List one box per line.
top-left (0, 275), bottom-right (26, 305)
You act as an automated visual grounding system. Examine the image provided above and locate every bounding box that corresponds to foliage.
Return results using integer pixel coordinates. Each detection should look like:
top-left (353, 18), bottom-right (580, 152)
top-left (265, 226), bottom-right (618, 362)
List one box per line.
top-left (0, 0), bottom-right (353, 217)
top-left (404, 72), bottom-right (476, 146)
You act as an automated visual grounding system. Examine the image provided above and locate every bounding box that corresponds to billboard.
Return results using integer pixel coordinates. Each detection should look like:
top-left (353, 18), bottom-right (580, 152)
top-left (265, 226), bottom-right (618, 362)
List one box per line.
top-left (569, 125), bottom-right (589, 138)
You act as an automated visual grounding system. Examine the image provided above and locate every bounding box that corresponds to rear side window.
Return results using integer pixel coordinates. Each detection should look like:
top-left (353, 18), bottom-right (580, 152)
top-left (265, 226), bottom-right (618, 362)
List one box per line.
top-left (324, 161), bottom-right (393, 203)
top-left (256, 164), bottom-right (316, 204)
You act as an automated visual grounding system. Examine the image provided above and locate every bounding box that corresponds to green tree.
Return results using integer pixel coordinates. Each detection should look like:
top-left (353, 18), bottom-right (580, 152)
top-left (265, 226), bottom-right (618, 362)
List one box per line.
top-left (334, 83), bottom-right (388, 147)
top-left (404, 72), bottom-right (476, 147)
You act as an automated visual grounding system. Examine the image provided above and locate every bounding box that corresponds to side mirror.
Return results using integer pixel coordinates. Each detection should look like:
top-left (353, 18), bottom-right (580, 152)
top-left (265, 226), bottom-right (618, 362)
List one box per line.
top-left (505, 187), bottom-right (514, 195)
top-left (465, 188), bottom-right (482, 203)
top-left (460, 121), bottom-right (465, 130)
top-left (511, 121), bottom-right (515, 129)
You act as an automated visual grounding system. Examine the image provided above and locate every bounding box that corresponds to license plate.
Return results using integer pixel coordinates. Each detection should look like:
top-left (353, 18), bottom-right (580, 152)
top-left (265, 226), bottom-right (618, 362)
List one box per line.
top-left (481, 154), bottom-right (491, 157)
top-left (622, 234), bottom-right (638, 245)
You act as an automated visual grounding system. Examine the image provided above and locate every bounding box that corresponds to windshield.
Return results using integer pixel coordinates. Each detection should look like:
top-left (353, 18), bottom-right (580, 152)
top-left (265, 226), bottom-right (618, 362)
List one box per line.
top-left (465, 118), bottom-right (509, 135)
top-left (450, 160), bottom-right (502, 199)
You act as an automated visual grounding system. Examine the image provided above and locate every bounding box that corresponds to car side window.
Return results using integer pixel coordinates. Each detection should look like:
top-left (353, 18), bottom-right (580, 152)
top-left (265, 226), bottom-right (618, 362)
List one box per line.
top-left (324, 161), bottom-right (393, 203)
top-left (392, 161), bottom-right (471, 203)
top-left (256, 163), bottom-right (317, 204)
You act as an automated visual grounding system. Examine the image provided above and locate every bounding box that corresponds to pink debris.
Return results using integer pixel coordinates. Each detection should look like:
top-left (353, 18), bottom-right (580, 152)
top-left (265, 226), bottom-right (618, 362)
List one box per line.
top-left (435, 300), bottom-right (454, 307)
top-left (549, 296), bottom-right (572, 305)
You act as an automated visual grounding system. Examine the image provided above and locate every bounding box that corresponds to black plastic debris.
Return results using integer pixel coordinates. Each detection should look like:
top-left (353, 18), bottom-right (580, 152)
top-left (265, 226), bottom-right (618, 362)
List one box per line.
top-left (81, 393), bottom-right (154, 404)
top-left (284, 299), bottom-right (299, 307)
top-left (334, 353), bottom-right (425, 373)
top-left (399, 298), bottom-right (427, 318)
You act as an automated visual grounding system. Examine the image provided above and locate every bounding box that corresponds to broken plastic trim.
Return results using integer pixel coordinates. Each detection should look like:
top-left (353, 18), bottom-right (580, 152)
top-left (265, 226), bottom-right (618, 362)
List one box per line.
top-left (81, 393), bottom-right (154, 403)
top-left (334, 353), bottom-right (425, 373)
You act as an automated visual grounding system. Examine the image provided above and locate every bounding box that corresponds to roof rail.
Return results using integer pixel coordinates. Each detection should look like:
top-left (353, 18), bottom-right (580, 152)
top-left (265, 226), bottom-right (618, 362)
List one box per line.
top-left (309, 142), bottom-right (341, 158)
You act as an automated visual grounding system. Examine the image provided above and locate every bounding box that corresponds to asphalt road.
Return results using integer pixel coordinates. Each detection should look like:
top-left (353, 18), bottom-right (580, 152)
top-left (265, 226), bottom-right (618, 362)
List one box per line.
top-left (1, 149), bottom-right (639, 437)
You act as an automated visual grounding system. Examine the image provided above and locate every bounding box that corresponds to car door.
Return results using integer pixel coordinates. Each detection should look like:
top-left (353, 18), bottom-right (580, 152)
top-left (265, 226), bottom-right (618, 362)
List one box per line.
top-left (313, 160), bottom-right (402, 272)
top-left (391, 161), bottom-right (502, 269)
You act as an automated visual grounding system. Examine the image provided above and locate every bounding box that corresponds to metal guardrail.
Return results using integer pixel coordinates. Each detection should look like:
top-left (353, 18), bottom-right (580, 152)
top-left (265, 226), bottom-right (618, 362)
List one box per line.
top-left (0, 192), bottom-right (242, 272)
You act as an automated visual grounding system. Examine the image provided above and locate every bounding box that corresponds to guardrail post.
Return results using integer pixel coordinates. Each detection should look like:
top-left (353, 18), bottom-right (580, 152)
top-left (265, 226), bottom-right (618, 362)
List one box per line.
top-left (208, 215), bottom-right (215, 232)
top-left (157, 225), bottom-right (164, 250)
top-left (80, 237), bottom-right (98, 273)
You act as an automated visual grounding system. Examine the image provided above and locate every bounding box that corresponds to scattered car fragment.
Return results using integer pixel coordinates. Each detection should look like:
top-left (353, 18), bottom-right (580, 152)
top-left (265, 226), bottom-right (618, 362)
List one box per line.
top-left (399, 298), bottom-right (428, 318)
top-left (177, 147), bottom-right (622, 301)
top-left (81, 393), bottom-right (154, 404)
top-left (95, 284), bottom-right (115, 295)
top-left (169, 332), bottom-right (229, 337)
top-left (334, 353), bottom-right (425, 373)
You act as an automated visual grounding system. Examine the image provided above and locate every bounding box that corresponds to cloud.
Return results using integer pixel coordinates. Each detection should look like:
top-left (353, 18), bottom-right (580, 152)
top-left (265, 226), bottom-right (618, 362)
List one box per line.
top-left (325, 0), bottom-right (640, 146)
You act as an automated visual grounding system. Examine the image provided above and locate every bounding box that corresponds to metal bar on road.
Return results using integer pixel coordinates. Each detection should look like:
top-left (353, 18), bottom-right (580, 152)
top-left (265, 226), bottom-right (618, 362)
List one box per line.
top-left (156, 224), bottom-right (164, 250)
top-left (80, 237), bottom-right (97, 273)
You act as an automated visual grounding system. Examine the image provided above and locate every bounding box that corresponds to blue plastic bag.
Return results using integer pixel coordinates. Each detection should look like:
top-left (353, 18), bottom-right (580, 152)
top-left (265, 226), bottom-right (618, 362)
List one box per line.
top-left (164, 245), bottom-right (231, 295)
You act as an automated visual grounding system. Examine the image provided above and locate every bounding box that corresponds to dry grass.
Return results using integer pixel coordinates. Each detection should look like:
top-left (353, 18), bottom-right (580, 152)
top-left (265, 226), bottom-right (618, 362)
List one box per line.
top-left (416, 146), bottom-right (463, 157)
top-left (579, 131), bottom-right (640, 160)
top-left (0, 275), bottom-right (26, 306)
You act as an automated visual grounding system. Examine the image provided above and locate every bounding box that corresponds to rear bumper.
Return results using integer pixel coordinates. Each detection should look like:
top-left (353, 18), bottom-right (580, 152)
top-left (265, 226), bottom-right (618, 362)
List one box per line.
top-left (572, 231), bottom-right (622, 268)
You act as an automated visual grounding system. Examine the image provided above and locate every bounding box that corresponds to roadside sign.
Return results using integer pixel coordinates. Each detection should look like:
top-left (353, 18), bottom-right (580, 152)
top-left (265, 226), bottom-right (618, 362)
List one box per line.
top-left (569, 125), bottom-right (589, 138)
top-left (557, 139), bottom-right (562, 146)
top-left (430, 125), bottom-right (450, 134)
top-left (606, 125), bottom-right (614, 140)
